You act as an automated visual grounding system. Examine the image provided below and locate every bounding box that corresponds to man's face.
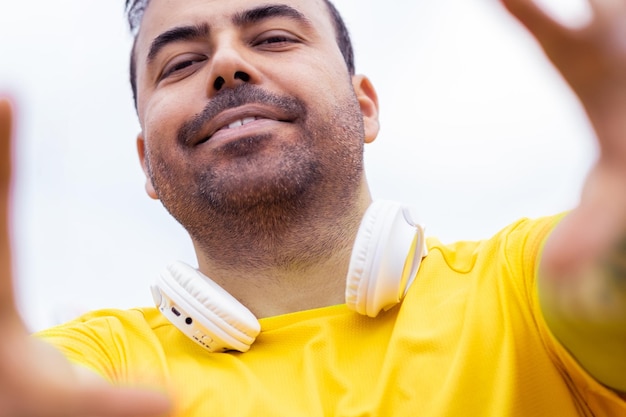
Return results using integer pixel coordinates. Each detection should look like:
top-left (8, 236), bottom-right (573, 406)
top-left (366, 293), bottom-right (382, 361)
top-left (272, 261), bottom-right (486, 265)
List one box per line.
top-left (133, 0), bottom-right (379, 244)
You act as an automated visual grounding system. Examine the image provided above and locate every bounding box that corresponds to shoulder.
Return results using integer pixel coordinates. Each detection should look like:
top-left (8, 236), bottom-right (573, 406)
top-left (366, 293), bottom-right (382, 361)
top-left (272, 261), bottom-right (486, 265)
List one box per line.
top-left (34, 307), bottom-right (172, 359)
top-left (434, 213), bottom-right (566, 249)
top-left (36, 307), bottom-right (168, 336)
top-left (424, 213), bottom-right (566, 271)
top-left (34, 307), bottom-right (178, 383)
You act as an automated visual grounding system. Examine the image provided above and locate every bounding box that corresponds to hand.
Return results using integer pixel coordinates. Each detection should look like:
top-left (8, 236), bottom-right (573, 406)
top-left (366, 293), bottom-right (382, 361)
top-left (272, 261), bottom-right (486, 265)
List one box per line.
top-left (501, 0), bottom-right (626, 271)
top-left (502, 1), bottom-right (626, 391)
top-left (0, 98), bottom-right (171, 417)
top-left (501, 0), bottom-right (626, 160)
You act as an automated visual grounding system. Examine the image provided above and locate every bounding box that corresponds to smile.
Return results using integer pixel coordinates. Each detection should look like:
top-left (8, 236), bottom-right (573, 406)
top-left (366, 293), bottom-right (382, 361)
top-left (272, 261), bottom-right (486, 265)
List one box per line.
top-left (197, 117), bottom-right (287, 148)
top-left (190, 104), bottom-right (296, 147)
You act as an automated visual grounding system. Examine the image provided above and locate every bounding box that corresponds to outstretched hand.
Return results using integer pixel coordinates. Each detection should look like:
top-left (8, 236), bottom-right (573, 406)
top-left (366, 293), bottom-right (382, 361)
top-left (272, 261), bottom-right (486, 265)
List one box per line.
top-left (501, 1), bottom-right (626, 393)
top-left (0, 99), bottom-right (171, 417)
top-left (502, 0), bottom-right (626, 271)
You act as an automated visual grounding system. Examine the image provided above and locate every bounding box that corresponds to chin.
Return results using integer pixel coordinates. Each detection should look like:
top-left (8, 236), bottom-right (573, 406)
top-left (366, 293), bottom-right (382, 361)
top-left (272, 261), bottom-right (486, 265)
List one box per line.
top-left (197, 159), bottom-right (322, 215)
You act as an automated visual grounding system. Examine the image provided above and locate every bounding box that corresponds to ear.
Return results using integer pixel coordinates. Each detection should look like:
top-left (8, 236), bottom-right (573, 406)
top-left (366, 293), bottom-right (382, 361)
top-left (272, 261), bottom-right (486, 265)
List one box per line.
top-left (136, 133), bottom-right (159, 200)
top-left (352, 74), bottom-right (380, 144)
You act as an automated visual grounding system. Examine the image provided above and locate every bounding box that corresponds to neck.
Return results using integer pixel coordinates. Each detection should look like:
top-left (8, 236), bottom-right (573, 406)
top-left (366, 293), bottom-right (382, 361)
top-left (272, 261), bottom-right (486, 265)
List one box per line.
top-left (192, 189), bottom-right (372, 318)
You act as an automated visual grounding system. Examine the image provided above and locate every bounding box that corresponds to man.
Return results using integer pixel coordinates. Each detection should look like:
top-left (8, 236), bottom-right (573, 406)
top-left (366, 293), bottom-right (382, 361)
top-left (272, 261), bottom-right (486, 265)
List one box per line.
top-left (0, 0), bottom-right (625, 415)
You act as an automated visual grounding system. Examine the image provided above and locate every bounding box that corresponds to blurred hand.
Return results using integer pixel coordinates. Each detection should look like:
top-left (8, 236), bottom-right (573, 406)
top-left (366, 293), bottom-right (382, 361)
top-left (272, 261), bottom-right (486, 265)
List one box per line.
top-left (0, 98), bottom-right (171, 417)
top-left (501, 0), bottom-right (626, 271)
top-left (501, 0), bottom-right (626, 392)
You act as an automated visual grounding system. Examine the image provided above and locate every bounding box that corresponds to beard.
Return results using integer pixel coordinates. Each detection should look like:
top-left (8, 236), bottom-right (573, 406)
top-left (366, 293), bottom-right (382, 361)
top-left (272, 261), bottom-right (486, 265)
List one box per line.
top-left (144, 83), bottom-right (366, 268)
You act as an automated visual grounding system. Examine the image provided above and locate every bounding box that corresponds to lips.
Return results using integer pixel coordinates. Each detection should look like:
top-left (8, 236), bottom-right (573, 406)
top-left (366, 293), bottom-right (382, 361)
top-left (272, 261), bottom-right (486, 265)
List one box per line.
top-left (191, 105), bottom-right (294, 146)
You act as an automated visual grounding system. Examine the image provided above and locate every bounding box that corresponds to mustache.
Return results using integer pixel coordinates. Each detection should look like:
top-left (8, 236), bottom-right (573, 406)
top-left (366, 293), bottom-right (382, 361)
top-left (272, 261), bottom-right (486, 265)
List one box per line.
top-left (177, 84), bottom-right (307, 146)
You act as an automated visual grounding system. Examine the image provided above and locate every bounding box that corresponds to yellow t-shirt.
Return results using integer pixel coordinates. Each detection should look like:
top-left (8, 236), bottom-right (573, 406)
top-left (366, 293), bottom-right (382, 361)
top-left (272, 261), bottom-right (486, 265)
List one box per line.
top-left (37, 216), bottom-right (626, 416)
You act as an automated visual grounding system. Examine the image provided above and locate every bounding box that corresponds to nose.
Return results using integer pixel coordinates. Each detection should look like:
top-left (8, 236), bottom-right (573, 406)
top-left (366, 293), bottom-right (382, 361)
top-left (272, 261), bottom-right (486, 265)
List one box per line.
top-left (213, 71), bottom-right (250, 90)
top-left (207, 40), bottom-right (258, 95)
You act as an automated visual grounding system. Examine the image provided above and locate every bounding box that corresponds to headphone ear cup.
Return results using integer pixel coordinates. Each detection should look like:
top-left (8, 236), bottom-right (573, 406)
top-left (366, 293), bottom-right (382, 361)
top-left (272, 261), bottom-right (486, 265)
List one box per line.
top-left (346, 200), bottom-right (426, 317)
top-left (345, 200), bottom-right (385, 311)
top-left (152, 261), bottom-right (260, 353)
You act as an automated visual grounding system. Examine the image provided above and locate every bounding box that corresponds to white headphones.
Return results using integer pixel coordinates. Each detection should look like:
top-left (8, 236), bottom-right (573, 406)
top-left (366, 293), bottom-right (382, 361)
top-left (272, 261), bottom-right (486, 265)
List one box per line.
top-left (151, 200), bottom-right (427, 353)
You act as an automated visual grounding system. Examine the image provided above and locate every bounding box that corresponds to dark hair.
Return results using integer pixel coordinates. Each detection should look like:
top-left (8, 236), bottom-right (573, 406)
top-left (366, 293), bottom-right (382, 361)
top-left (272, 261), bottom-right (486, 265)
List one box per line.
top-left (126, 0), bottom-right (355, 106)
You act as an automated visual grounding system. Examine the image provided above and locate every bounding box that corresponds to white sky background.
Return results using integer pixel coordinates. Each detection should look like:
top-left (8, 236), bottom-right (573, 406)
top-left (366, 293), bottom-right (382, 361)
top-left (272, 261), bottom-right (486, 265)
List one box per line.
top-left (0, 0), bottom-right (596, 331)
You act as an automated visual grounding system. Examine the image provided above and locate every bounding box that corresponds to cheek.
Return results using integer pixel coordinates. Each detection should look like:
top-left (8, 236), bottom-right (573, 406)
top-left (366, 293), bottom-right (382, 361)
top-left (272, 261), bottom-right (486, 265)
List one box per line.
top-left (265, 50), bottom-right (352, 105)
top-left (139, 72), bottom-right (209, 140)
top-left (141, 92), bottom-right (194, 150)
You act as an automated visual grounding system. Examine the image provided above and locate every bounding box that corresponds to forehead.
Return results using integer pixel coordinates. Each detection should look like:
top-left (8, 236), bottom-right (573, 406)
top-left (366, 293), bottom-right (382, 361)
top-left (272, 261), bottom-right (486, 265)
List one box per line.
top-left (136, 0), bottom-right (335, 47)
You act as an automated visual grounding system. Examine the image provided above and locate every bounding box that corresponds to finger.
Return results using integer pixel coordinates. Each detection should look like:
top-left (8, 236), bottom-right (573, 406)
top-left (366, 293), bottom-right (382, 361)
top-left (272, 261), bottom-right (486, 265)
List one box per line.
top-left (500, 0), bottom-right (571, 42)
top-left (1, 384), bottom-right (172, 417)
top-left (75, 385), bottom-right (172, 417)
top-left (589, 0), bottom-right (626, 22)
top-left (0, 98), bottom-right (15, 315)
top-left (0, 99), bottom-right (11, 188)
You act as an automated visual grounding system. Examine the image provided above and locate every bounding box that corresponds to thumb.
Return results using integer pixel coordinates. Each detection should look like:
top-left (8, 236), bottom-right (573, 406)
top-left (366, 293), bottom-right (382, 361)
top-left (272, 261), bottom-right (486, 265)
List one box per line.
top-left (0, 98), bottom-right (11, 187)
top-left (74, 383), bottom-right (172, 417)
top-left (0, 97), bottom-right (16, 315)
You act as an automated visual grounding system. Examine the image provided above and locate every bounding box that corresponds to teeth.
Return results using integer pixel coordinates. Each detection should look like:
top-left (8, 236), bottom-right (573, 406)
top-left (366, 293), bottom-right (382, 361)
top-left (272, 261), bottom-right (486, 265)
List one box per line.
top-left (228, 120), bottom-right (243, 129)
top-left (227, 117), bottom-right (257, 129)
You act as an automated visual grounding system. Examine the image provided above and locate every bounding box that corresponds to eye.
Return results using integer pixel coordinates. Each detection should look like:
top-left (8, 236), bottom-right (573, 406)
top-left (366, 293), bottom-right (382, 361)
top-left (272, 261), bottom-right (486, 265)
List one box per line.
top-left (160, 55), bottom-right (207, 81)
top-left (253, 31), bottom-right (300, 49)
top-left (258, 35), bottom-right (292, 45)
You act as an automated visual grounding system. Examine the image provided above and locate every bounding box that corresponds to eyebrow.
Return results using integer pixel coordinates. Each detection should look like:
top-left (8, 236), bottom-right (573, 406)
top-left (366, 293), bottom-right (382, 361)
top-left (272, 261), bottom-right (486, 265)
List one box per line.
top-left (147, 23), bottom-right (210, 62)
top-left (146, 4), bottom-right (312, 64)
top-left (232, 4), bottom-right (313, 28)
